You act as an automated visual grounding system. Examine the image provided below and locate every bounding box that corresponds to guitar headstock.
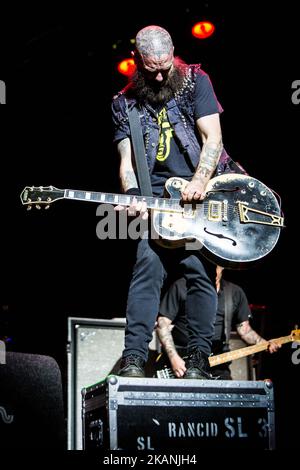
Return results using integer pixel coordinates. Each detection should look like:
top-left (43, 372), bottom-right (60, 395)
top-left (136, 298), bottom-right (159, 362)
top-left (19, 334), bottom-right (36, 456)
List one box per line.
top-left (20, 186), bottom-right (65, 210)
top-left (291, 329), bottom-right (300, 342)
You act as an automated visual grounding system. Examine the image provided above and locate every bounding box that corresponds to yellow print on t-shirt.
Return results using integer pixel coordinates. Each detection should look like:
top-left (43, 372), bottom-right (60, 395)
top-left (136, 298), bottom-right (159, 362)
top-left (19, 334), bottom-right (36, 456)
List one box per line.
top-left (156, 108), bottom-right (173, 162)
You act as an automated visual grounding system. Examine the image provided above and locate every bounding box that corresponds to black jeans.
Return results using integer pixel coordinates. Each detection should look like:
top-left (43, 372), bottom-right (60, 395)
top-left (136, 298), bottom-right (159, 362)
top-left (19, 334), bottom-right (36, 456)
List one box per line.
top-left (123, 238), bottom-right (217, 361)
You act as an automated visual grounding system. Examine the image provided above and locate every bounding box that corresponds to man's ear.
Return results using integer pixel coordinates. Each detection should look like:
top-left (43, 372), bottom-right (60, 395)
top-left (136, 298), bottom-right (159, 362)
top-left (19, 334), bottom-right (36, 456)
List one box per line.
top-left (131, 49), bottom-right (142, 67)
top-left (131, 50), bottom-right (138, 65)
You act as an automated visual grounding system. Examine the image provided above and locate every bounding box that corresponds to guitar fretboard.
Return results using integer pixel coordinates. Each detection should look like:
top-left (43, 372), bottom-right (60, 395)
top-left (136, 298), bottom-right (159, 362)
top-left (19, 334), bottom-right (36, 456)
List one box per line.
top-left (65, 189), bottom-right (184, 212)
top-left (209, 335), bottom-right (292, 367)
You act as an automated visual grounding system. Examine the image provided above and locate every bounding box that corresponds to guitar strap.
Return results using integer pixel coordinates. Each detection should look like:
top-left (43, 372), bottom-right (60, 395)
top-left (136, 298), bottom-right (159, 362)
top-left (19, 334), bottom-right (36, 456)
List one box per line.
top-left (127, 104), bottom-right (153, 197)
top-left (223, 280), bottom-right (233, 345)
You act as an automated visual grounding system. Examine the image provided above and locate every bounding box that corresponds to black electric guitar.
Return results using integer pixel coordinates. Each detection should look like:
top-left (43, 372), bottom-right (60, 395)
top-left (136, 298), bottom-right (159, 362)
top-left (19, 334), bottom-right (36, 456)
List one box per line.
top-left (20, 174), bottom-right (284, 268)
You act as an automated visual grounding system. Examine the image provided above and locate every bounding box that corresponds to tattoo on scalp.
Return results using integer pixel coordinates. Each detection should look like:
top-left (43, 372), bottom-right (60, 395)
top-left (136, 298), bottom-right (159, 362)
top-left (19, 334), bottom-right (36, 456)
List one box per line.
top-left (136, 26), bottom-right (173, 59)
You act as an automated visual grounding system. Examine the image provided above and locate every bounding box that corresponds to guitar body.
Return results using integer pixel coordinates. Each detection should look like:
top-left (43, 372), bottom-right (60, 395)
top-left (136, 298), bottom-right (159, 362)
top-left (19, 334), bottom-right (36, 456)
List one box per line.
top-left (154, 353), bottom-right (176, 379)
top-left (151, 174), bottom-right (283, 268)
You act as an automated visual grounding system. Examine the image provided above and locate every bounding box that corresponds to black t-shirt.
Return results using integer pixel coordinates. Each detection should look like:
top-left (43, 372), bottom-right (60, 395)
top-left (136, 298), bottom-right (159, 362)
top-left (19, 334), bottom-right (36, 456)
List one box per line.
top-left (150, 106), bottom-right (194, 196)
top-left (151, 73), bottom-right (221, 196)
top-left (159, 277), bottom-right (251, 353)
top-left (112, 71), bottom-right (221, 197)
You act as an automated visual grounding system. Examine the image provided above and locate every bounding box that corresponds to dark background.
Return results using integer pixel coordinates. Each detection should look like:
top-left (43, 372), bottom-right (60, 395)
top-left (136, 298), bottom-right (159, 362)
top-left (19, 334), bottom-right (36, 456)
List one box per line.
top-left (1, 1), bottom-right (299, 449)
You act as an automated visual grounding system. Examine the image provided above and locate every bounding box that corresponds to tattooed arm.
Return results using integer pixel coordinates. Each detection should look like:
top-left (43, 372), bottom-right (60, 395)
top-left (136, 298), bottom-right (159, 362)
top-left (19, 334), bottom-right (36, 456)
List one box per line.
top-left (156, 316), bottom-right (186, 378)
top-left (236, 320), bottom-right (281, 353)
top-left (117, 138), bottom-right (138, 192)
top-left (115, 138), bottom-right (148, 219)
top-left (182, 113), bottom-right (223, 202)
top-left (236, 320), bottom-right (265, 345)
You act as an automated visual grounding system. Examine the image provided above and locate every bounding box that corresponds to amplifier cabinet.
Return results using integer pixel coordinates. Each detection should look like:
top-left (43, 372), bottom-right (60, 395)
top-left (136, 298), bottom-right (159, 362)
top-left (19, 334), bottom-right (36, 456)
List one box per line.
top-left (82, 376), bottom-right (275, 450)
top-left (67, 317), bottom-right (126, 450)
top-left (67, 316), bottom-right (159, 449)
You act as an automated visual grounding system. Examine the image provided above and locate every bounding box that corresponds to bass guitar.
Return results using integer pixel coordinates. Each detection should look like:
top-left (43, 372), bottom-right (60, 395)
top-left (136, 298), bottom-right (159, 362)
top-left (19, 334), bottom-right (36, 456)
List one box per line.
top-left (156, 329), bottom-right (300, 379)
top-left (208, 328), bottom-right (300, 367)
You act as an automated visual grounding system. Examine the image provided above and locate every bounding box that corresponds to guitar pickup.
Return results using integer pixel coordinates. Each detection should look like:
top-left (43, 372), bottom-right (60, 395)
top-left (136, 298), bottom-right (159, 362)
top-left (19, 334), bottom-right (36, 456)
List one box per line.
top-left (238, 202), bottom-right (284, 227)
top-left (208, 201), bottom-right (222, 221)
top-left (207, 200), bottom-right (228, 222)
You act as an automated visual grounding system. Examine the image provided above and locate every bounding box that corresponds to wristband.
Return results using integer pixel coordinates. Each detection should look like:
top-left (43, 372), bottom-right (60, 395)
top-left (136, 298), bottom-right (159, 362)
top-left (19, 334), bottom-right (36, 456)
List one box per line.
top-left (125, 188), bottom-right (141, 196)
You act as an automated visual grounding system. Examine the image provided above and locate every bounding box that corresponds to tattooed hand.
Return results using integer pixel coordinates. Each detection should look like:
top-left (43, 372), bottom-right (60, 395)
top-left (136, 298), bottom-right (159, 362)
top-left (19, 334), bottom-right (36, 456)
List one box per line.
top-left (181, 178), bottom-right (207, 202)
top-left (181, 139), bottom-right (222, 202)
top-left (170, 354), bottom-right (187, 378)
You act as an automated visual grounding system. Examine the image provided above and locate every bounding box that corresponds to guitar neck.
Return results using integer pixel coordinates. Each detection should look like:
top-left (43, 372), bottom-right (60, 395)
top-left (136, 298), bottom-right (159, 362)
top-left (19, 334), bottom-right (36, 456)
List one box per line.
top-left (208, 335), bottom-right (292, 367)
top-left (65, 189), bottom-right (181, 211)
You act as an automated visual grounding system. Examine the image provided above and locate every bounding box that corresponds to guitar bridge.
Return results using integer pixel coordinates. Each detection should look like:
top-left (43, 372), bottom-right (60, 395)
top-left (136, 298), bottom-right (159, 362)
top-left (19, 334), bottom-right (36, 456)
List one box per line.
top-left (238, 202), bottom-right (284, 227)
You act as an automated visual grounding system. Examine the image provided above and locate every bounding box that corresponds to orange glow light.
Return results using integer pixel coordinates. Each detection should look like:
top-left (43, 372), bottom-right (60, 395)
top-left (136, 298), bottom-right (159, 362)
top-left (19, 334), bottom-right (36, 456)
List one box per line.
top-left (117, 58), bottom-right (136, 76)
top-left (192, 21), bottom-right (215, 39)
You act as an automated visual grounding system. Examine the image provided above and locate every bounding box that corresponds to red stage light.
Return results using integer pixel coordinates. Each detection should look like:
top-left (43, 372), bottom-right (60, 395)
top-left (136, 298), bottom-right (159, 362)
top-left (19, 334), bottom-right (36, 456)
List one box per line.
top-left (192, 21), bottom-right (215, 39)
top-left (117, 58), bottom-right (136, 76)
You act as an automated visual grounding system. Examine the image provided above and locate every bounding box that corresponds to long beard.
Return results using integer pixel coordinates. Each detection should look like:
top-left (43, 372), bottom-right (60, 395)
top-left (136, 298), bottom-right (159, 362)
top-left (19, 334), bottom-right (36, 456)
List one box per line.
top-left (129, 57), bottom-right (188, 107)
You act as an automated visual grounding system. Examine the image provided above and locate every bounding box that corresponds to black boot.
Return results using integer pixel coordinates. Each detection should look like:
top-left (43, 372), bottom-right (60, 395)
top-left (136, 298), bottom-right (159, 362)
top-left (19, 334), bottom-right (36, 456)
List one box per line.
top-left (118, 354), bottom-right (145, 378)
top-left (185, 348), bottom-right (214, 379)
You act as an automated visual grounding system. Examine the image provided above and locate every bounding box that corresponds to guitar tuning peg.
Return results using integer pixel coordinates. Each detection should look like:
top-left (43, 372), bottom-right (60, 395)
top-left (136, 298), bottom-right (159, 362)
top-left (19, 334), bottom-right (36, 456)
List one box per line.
top-left (27, 205), bottom-right (32, 211)
top-left (35, 205), bottom-right (41, 210)
top-left (45, 205), bottom-right (50, 210)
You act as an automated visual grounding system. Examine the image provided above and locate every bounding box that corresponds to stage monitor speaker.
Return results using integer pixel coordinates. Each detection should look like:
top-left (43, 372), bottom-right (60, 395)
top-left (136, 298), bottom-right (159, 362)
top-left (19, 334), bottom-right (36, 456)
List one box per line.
top-left (0, 352), bottom-right (65, 448)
